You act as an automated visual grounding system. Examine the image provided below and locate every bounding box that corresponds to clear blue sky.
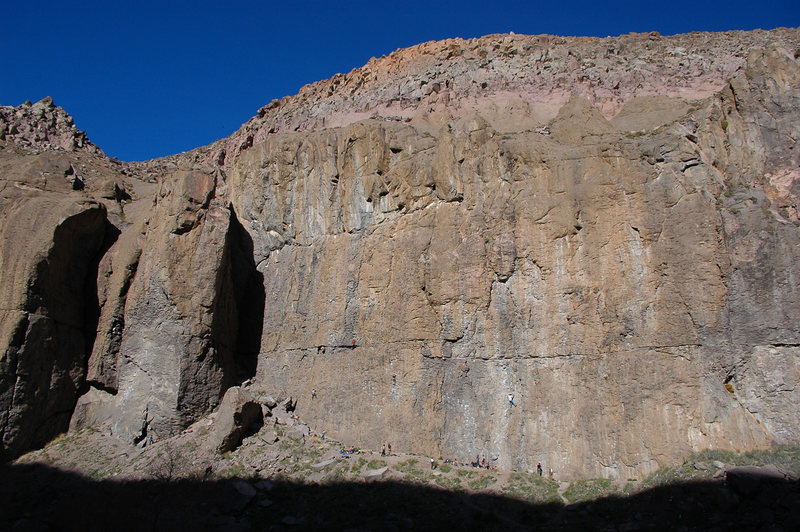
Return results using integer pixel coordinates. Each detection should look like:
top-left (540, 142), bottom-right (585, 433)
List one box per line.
top-left (3, 0), bottom-right (798, 161)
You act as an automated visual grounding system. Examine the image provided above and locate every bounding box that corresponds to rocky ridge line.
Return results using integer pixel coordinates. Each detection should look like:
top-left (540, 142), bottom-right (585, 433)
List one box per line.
top-left (0, 97), bottom-right (100, 154)
top-left (129, 27), bottom-right (800, 175)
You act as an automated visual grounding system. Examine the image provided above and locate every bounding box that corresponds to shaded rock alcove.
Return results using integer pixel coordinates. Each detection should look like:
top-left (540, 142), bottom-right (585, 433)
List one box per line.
top-left (0, 202), bottom-right (118, 461)
top-left (218, 206), bottom-right (264, 388)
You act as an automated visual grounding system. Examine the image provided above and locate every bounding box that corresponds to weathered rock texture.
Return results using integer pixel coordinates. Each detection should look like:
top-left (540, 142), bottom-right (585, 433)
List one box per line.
top-left (0, 99), bottom-right (152, 459)
top-left (224, 30), bottom-right (798, 479)
top-left (0, 97), bottom-right (98, 154)
top-left (2, 30), bottom-right (799, 480)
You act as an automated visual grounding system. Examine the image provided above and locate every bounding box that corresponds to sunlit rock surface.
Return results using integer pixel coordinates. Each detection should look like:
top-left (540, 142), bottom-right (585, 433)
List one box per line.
top-left (2, 29), bottom-right (799, 479)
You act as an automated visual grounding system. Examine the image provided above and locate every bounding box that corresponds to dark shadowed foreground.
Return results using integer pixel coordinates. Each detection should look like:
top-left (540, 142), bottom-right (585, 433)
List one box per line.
top-left (2, 462), bottom-right (799, 531)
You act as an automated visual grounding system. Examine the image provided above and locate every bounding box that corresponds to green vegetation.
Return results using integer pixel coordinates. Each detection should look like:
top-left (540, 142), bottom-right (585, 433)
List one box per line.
top-left (697, 446), bottom-right (800, 472)
top-left (456, 468), bottom-right (477, 479)
top-left (638, 446), bottom-right (800, 491)
top-left (216, 459), bottom-right (255, 480)
top-left (563, 478), bottom-right (619, 503)
top-left (502, 471), bottom-right (561, 504)
top-left (435, 475), bottom-right (462, 490)
top-left (366, 459), bottom-right (387, 470)
top-left (350, 457), bottom-right (367, 473)
top-left (395, 458), bottom-right (420, 473)
top-left (327, 466), bottom-right (347, 483)
top-left (467, 472), bottom-right (497, 492)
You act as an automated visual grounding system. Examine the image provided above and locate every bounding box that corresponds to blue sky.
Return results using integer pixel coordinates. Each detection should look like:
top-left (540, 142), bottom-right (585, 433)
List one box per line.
top-left (3, 1), bottom-right (798, 161)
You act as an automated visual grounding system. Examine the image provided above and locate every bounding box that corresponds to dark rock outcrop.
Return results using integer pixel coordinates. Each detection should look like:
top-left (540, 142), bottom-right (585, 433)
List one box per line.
top-left (0, 99), bottom-right (155, 460)
top-left (0, 196), bottom-right (114, 459)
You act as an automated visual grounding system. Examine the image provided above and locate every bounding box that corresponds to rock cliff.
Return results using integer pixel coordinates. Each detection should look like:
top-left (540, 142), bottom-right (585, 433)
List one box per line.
top-left (0, 97), bottom-right (153, 459)
top-left (2, 29), bottom-right (799, 479)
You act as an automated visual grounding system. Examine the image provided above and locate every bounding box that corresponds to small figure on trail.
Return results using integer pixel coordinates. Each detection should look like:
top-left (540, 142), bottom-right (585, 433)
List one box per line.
top-left (311, 388), bottom-right (317, 399)
top-left (388, 442), bottom-right (392, 454)
top-left (537, 463), bottom-right (543, 476)
top-left (548, 468), bottom-right (554, 479)
top-left (381, 445), bottom-right (386, 456)
top-left (392, 374), bottom-right (397, 385)
top-left (508, 393), bottom-right (515, 406)
top-left (482, 457), bottom-right (487, 468)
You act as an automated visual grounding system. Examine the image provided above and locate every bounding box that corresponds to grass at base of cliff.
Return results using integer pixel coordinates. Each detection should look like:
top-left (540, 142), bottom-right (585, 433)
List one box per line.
top-left (435, 475), bottom-right (463, 490)
top-left (366, 459), bottom-right (387, 470)
top-left (349, 457), bottom-right (367, 473)
top-left (395, 458), bottom-right (420, 473)
top-left (697, 447), bottom-right (800, 471)
top-left (638, 445), bottom-right (800, 491)
top-left (467, 472), bottom-right (498, 492)
top-left (563, 478), bottom-right (619, 503)
top-left (501, 471), bottom-right (561, 504)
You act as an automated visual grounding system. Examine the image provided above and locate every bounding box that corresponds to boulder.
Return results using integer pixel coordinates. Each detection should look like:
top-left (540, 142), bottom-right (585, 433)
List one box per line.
top-left (259, 427), bottom-right (279, 445)
top-left (285, 425), bottom-right (309, 440)
top-left (364, 466), bottom-right (390, 479)
top-left (312, 458), bottom-right (337, 469)
top-left (206, 387), bottom-right (264, 453)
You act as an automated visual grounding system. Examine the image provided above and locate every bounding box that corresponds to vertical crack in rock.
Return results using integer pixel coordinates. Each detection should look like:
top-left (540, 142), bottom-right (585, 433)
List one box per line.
top-left (216, 206), bottom-right (264, 387)
top-left (85, 247), bottom-right (141, 394)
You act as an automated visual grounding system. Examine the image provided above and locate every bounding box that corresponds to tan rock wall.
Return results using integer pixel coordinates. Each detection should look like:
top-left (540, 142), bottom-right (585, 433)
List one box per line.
top-left (51, 30), bottom-right (799, 478)
top-left (216, 43), bottom-right (800, 478)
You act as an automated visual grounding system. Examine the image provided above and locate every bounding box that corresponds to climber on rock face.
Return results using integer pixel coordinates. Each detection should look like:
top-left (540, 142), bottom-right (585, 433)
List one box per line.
top-left (508, 393), bottom-right (515, 406)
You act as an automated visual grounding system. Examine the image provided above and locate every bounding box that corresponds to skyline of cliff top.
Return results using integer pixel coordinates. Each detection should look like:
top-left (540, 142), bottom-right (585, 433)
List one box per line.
top-left (3, 0), bottom-right (799, 162)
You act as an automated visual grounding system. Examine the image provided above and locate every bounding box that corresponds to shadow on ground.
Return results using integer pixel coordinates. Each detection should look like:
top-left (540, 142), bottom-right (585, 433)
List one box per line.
top-left (2, 462), bottom-right (799, 531)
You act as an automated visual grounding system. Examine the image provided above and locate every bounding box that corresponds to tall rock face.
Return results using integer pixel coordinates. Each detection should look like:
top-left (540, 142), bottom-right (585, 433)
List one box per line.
top-left (4, 30), bottom-right (799, 479)
top-left (217, 30), bottom-right (799, 479)
top-left (0, 99), bottom-right (152, 459)
top-left (0, 196), bottom-right (112, 459)
top-left (76, 168), bottom-right (262, 442)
